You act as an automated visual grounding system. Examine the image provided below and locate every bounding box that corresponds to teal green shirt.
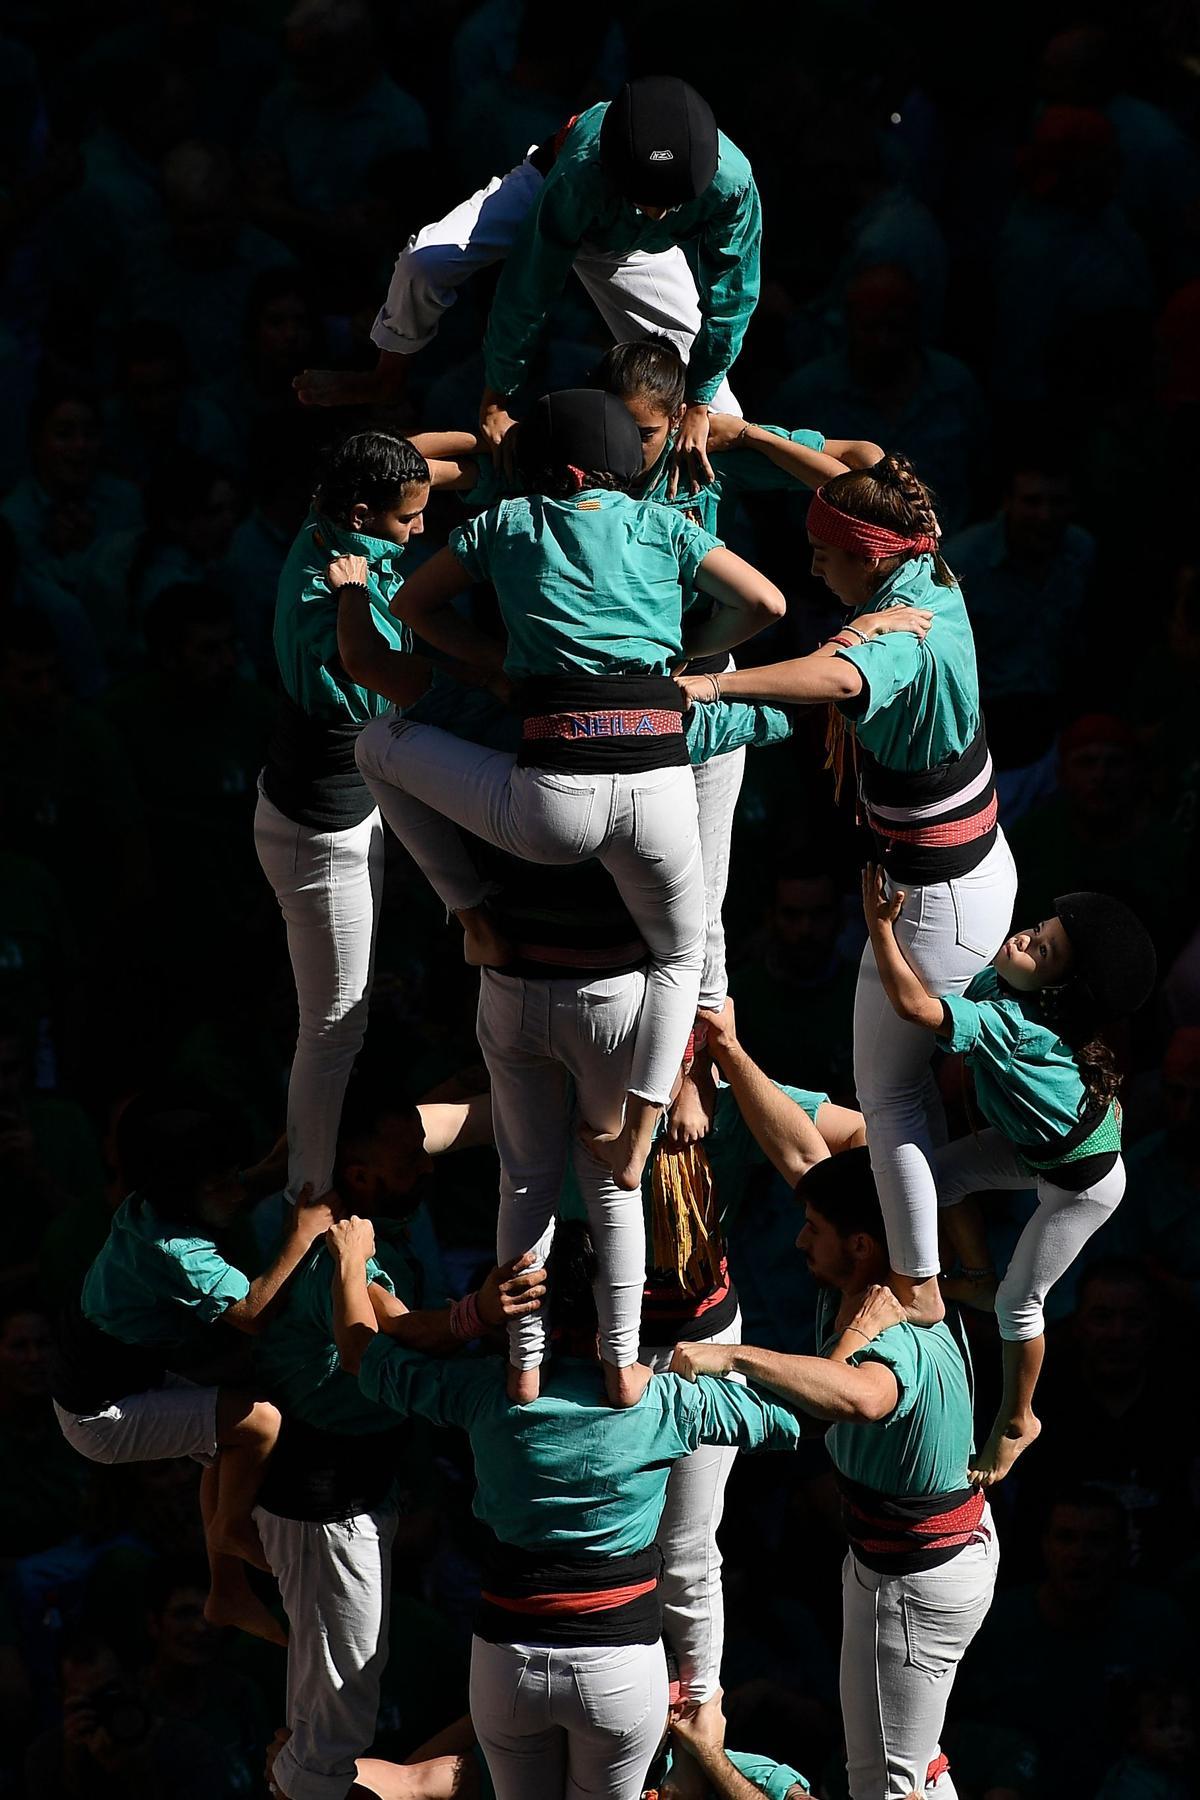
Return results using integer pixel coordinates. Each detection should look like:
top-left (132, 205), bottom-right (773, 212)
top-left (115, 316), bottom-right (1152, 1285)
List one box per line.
top-left (358, 1350), bottom-right (801, 1553)
top-left (660, 1749), bottom-right (809, 1798)
top-left (451, 491), bottom-right (719, 678)
top-left (636, 425), bottom-right (827, 539)
top-left (255, 1240), bottom-right (398, 1436)
top-left (484, 105), bottom-right (760, 405)
top-left (273, 509), bottom-right (411, 720)
top-left (833, 557), bottom-right (981, 772)
top-left (818, 1291), bottom-right (975, 1497)
top-left (82, 1196), bottom-right (249, 1352)
top-left (940, 966), bottom-right (1108, 1156)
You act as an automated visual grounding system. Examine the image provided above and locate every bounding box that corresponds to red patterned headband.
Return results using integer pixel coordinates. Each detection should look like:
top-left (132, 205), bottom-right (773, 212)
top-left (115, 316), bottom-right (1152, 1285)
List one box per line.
top-left (807, 488), bottom-right (939, 560)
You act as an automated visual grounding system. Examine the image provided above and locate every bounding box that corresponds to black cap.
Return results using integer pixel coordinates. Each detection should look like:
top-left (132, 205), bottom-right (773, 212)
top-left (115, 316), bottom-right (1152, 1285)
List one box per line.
top-left (1055, 891), bottom-right (1157, 1018)
top-left (599, 77), bottom-right (719, 208)
top-left (519, 389), bottom-right (644, 485)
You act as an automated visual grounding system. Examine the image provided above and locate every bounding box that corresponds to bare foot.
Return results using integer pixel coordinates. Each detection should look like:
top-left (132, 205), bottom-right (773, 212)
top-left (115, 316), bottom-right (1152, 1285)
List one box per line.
top-left (667, 1064), bottom-right (715, 1146)
top-left (456, 905), bottom-right (513, 969)
top-left (577, 1121), bottom-right (652, 1191)
top-left (941, 1271), bottom-right (998, 1312)
top-left (210, 1518), bottom-right (272, 1574)
top-left (205, 1586), bottom-right (288, 1648)
top-left (969, 1412), bottom-right (1041, 1487)
top-left (507, 1364), bottom-right (540, 1404)
top-left (603, 1360), bottom-right (652, 1408)
top-left (890, 1271), bottom-right (946, 1328)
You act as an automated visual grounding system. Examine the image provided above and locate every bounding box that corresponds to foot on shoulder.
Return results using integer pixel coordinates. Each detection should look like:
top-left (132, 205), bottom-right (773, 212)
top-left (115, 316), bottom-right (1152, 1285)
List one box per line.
top-left (209, 1519), bottom-right (273, 1574)
top-left (941, 1269), bottom-right (998, 1312)
top-left (603, 1360), bottom-right (652, 1408)
top-left (969, 1412), bottom-right (1041, 1487)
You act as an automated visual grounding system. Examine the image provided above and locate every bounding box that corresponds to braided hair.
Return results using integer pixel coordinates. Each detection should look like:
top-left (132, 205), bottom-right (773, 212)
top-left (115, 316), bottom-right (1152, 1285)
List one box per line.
top-left (823, 453), bottom-right (957, 588)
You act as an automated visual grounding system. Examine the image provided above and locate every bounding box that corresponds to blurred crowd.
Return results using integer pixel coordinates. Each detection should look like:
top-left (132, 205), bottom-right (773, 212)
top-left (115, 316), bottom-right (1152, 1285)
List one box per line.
top-left (1, 1), bottom-right (1199, 1796)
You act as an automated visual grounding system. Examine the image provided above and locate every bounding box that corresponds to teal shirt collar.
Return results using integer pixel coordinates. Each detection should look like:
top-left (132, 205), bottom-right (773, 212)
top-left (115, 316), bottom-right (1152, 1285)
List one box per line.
top-left (310, 509), bottom-right (406, 580)
top-left (852, 553), bottom-right (938, 617)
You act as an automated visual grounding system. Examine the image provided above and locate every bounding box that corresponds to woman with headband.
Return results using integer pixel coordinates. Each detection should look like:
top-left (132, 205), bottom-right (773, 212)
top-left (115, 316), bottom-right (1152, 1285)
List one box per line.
top-left (677, 455), bottom-right (1017, 1324)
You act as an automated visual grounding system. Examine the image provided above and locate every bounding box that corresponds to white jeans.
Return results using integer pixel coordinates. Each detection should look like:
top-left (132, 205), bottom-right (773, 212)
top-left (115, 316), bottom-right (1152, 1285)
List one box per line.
top-left (54, 1375), bottom-right (217, 1467)
top-left (693, 731), bottom-right (746, 1011)
top-left (477, 967), bottom-right (647, 1370)
top-left (254, 782), bottom-right (384, 1201)
top-left (935, 1130), bottom-right (1127, 1340)
top-left (469, 1636), bottom-right (669, 1800)
top-left (370, 151), bottom-right (740, 413)
top-left (356, 717), bottom-right (705, 1107)
top-left (840, 1511), bottom-right (998, 1800)
top-left (257, 1501), bottom-right (398, 1800)
top-left (854, 833), bottom-right (1017, 1278)
top-left (642, 1313), bottom-right (744, 1704)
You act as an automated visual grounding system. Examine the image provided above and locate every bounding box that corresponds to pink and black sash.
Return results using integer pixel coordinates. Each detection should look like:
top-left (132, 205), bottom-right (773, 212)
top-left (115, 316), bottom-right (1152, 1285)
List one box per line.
top-left (516, 674), bottom-right (689, 773)
top-left (860, 725), bottom-right (998, 883)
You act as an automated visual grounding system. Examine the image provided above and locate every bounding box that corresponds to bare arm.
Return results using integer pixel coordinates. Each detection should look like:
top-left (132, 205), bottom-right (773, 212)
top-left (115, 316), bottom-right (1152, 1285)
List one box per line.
top-left (682, 546), bottom-right (787, 660)
top-left (691, 641), bottom-right (863, 705)
top-left (699, 999), bottom-right (837, 1185)
top-left (328, 1219), bottom-right (380, 1376)
top-left (384, 544), bottom-right (506, 673)
top-left (330, 558), bottom-right (436, 708)
top-left (823, 437), bottom-right (884, 469)
top-left (734, 421), bottom-right (848, 490)
top-left (407, 436), bottom-right (485, 493)
top-left (729, 1342), bottom-right (899, 1422)
top-left (862, 865), bottom-right (946, 1032)
top-left (418, 1092), bottom-right (493, 1155)
top-left (222, 1189), bottom-right (334, 1336)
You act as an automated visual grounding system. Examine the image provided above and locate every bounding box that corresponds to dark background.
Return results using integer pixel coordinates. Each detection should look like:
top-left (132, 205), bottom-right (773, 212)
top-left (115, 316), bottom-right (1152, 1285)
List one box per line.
top-left (0, 2), bottom-right (1198, 1795)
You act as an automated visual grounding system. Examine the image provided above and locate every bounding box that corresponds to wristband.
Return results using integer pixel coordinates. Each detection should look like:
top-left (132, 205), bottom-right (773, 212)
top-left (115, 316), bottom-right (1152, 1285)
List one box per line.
top-left (450, 1290), bottom-right (484, 1341)
top-left (334, 581), bottom-right (369, 598)
top-left (705, 673), bottom-right (723, 703)
top-left (841, 623), bottom-right (869, 645)
top-left (843, 1324), bottom-right (871, 1343)
top-left (826, 634), bottom-right (857, 649)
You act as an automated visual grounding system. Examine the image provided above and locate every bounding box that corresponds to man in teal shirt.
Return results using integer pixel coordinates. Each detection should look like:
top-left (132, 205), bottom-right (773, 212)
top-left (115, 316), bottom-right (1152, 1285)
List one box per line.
top-left (332, 1215), bottom-right (800, 1800)
top-left (672, 1150), bottom-right (997, 1800)
top-left (296, 78), bottom-right (759, 481)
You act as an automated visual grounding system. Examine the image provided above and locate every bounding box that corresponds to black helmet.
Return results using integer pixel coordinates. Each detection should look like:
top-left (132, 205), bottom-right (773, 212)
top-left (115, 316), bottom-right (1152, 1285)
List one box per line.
top-left (519, 388), bottom-right (643, 486)
top-left (599, 77), bottom-right (719, 208)
top-left (1055, 891), bottom-right (1157, 1018)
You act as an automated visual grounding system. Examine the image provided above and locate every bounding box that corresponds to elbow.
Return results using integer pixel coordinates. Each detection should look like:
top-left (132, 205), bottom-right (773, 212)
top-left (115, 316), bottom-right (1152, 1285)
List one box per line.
top-left (756, 582), bottom-right (787, 623)
top-left (338, 1339), bottom-right (364, 1377)
top-left (849, 440), bottom-right (884, 469)
top-left (828, 660), bottom-right (863, 700)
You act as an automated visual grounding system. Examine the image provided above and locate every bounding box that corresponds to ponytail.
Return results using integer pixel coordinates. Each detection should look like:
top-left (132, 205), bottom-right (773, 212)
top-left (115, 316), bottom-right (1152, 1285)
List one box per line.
top-left (1038, 986), bottom-right (1123, 1115)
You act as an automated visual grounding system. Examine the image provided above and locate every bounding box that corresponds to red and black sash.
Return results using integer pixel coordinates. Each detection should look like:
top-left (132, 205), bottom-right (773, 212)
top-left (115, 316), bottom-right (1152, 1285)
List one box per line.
top-left (475, 1539), bottom-right (664, 1646)
top-left (837, 1472), bottom-right (988, 1574)
top-left (859, 725), bottom-right (998, 883)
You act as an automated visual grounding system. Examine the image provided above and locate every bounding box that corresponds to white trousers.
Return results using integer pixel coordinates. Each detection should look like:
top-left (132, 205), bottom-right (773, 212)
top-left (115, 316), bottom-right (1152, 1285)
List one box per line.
top-left (853, 833), bottom-right (1017, 1279)
top-left (469, 1636), bottom-right (669, 1800)
top-left (693, 732), bottom-right (746, 1011)
top-left (254, 782), bottom-right (384, 1201)
top-left (370, 151), bottom-right (741, 414)
top-left (935, 1130), bottom-right (1126, 1340)
top-left (356, 718), bottom-right (705, 1107)
top-left (642, 1312), bottom-right (744, 1704)
top-left (54, 1375), bottom-right (217, 1467)
top-left (840, 1511), bottom-right (997, 1800)
top-left (257, 1501), bottom-right (398, 1800)
top-left (476, 968), bottom-right (647, 1370)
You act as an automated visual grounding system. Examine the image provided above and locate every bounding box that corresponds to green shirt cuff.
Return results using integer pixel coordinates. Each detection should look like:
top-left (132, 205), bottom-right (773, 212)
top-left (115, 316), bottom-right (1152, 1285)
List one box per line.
top-left (940, 993), bottom-right (982, 1055)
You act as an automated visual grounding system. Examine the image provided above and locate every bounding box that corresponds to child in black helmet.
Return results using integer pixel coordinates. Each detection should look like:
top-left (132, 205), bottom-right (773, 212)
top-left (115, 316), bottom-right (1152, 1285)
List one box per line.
top-left (864, 878), bottom-right (1157, 1484)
